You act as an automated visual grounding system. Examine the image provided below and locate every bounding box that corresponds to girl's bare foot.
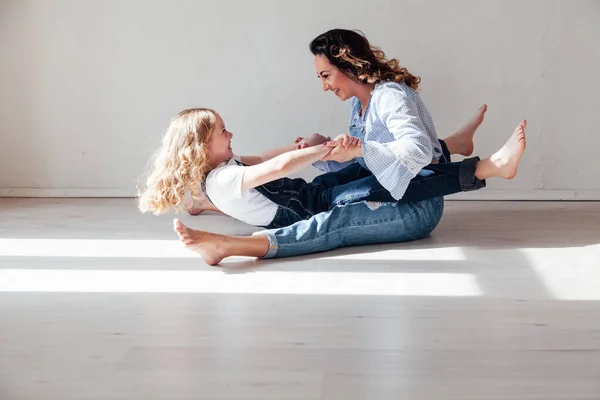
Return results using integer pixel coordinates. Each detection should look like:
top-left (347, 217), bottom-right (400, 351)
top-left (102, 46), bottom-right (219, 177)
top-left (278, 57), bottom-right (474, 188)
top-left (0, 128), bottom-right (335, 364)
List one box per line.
top-left (476, 120), bottom-right (527, 180)
top-left (186, 194), bottom-right (219, 216)
top-left (445, 104), bottom-right (487, 156)
top-left (173, 218), bottom-right (227, 265)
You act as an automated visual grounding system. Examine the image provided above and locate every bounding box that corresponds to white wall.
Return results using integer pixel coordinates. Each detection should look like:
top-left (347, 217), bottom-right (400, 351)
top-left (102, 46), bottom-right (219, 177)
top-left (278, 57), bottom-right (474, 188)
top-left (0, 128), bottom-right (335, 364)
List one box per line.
top-left (0, 0), bottom-right (598, 199)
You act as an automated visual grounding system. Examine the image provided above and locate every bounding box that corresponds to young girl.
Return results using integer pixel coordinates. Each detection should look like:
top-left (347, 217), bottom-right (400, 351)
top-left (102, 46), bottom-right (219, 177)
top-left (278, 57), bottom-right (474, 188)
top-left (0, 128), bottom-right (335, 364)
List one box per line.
top-left (138, 107), bottom-right (525, 231)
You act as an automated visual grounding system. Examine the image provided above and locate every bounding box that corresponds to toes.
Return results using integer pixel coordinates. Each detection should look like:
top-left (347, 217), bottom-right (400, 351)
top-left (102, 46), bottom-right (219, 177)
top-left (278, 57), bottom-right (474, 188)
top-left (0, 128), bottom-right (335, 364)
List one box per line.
top-left (177, 231), bottom-right (192, 245)
top-left (172, 219), bottom-right (194, 245)
top-left (173, 218), bottom-right (187, 233)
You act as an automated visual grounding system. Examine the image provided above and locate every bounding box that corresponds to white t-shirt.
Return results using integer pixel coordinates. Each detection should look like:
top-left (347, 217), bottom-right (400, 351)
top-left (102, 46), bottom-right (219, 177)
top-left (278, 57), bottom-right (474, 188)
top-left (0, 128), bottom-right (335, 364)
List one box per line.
top-left (205, 155), bottom-right (278, 226)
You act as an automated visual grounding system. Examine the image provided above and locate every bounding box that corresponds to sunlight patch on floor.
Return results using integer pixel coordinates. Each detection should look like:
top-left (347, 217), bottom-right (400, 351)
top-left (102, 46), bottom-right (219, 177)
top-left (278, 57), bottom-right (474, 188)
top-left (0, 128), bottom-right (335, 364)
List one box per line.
top-left (0, 269), bottom-right (482, 296)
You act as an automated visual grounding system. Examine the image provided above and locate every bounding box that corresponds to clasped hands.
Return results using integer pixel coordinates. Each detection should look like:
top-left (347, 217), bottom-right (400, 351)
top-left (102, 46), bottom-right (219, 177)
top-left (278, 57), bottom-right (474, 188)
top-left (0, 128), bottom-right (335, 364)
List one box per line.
top-left (294, 133), bottom-right (362, 163)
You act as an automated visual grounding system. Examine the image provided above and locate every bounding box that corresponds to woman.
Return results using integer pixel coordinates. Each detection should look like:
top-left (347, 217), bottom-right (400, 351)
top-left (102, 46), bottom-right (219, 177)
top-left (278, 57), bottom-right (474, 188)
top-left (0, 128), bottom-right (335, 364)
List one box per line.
top-left (173, 29), bottom-right (526, 265)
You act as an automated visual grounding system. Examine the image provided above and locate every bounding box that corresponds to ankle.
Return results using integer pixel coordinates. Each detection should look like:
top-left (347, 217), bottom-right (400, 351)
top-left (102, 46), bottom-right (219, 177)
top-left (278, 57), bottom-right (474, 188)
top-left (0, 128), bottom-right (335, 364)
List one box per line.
top-left (443, 137), bottom-right (456, 155)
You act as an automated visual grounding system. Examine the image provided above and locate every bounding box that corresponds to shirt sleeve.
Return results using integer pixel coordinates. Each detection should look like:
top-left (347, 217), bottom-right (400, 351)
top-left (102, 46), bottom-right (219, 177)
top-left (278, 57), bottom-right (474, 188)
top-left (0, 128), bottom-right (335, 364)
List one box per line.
top-left (311, 159), bottom-right (357, 173)
top-left (206, 164), bottom-right (246, 200)
top-left (362, 87), bottom-right (433, 199)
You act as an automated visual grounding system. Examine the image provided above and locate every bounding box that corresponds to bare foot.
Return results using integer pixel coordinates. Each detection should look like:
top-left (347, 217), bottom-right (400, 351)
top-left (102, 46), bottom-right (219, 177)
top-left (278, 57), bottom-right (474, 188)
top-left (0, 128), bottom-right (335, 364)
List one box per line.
top-left (483, 120), bottom-right (527, 180)
top-left (445, 104), bottom-right (487, 156)
top-left (186, 194), bottom-right (215, 216)
top-left (173, 218), bottom-right (227, 266)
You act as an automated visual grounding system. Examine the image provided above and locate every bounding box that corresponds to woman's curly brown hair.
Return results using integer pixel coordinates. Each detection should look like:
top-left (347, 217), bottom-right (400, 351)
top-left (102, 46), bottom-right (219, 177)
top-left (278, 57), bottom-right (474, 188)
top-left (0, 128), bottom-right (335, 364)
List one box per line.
top-left (309, 29), bottom-right (420, 90)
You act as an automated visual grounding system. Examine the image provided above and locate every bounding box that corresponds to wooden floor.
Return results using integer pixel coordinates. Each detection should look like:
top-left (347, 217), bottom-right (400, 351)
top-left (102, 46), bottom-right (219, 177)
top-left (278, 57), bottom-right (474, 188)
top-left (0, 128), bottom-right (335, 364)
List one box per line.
top-left (1, 198), bottom-right (599, 399)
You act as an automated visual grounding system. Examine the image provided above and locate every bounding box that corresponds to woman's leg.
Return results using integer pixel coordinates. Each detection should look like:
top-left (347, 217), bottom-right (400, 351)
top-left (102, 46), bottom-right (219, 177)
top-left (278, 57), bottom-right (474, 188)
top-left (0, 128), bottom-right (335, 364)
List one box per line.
top-left (319, 161), bottom-right (481, 207)
top-left (314, 104), bottom-right (489, 206)
top-left (310, 162), bottom-right (372, 187)
top-left (174, 197), bottom-right (444, 264)
top-left (315, 119), bottom-right (526, 206)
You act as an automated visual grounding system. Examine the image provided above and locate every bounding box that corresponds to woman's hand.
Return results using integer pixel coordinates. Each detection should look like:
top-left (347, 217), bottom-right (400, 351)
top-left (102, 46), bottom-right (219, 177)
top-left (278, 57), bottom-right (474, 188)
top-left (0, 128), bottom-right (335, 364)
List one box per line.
top-left (320, 137), bottom-right (363, 162)
top-left (332, 134), bottom-right (361, 150)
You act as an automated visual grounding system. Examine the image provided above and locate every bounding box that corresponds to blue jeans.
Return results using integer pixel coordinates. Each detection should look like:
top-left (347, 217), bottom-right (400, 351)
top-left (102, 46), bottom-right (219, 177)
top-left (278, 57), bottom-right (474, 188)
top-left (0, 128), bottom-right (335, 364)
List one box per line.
top-left (254, 197), bottom-right (444, 258)
top-left (312, 155), bottom-right (484, 207)
top-left (254, 169), bottom-right (395, 229)
top-left (255, 140), bottom-right (484, 229)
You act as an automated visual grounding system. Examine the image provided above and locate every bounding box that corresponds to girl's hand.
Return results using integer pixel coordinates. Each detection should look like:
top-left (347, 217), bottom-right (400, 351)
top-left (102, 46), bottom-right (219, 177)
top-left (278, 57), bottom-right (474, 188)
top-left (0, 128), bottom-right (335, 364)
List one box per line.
top-left (295, 133), bottom-right (331, 149)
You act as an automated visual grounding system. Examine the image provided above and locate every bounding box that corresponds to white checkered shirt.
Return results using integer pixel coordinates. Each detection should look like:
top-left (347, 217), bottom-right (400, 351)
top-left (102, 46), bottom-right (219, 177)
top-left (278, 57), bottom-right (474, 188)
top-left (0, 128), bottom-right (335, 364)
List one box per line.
top-left (313, 81), bottom-right (442, 200)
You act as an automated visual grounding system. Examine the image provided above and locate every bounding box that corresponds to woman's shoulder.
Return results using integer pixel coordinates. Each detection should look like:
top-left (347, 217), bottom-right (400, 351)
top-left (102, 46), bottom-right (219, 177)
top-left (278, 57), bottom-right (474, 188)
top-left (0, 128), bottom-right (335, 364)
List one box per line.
top-left (370, 81), bottom-right (420, 108)
top-left (372, 81), bottom-right (415, 97)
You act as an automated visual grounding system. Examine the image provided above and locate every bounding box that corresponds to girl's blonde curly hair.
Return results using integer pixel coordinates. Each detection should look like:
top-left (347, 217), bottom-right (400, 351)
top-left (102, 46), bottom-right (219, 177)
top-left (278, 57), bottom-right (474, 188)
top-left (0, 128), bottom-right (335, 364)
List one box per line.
top-left (138, 108), bottom-right (218, 215)
top-left (309, 29), bottom-right (421, 90)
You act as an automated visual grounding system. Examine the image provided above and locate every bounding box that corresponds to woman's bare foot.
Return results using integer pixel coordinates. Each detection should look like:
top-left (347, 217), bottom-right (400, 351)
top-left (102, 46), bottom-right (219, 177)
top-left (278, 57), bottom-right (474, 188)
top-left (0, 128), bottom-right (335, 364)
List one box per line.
top-left (444, 104), bottom-right (487, 156)
top-left (173, 218), bottom-right (227, 265)
top-left (476, 120), bottom-right (527, 180)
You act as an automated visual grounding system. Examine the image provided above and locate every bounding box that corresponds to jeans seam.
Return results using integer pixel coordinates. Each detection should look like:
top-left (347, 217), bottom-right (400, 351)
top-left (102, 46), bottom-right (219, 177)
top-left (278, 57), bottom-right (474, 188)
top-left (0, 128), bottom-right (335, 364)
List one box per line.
top-left (288, 197), bottom-right (316, 217)
top-left (426, 198), bottom-right (444, 233)
top-left (410, 174), bottom-right (449, 185)
top-left (268, 205), bottom-right (304, 229)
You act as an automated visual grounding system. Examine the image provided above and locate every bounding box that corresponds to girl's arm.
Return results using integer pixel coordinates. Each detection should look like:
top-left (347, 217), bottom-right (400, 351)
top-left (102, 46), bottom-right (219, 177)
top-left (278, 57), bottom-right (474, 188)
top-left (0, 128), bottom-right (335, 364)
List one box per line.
top-left (240, 145), bottom-right (333, 191)
top-left (240, 134), bottom-right (330, 166)
top-left (240, 143), bottom-right (298, 166)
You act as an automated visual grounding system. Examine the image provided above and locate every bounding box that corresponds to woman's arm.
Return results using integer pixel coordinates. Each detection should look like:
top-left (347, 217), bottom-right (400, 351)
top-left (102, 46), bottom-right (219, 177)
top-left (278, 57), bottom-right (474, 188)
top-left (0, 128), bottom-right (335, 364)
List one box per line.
top-left (364, 90), bottom-right (433, 173)
top-left (361, 88), bottom-right (434, 200)
top-left (323, 88), bottom-right (434, 200)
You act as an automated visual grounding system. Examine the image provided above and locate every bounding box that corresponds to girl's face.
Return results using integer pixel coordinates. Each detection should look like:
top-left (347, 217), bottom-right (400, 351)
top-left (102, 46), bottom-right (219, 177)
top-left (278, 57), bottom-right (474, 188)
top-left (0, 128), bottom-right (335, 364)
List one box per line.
top-left (208, 115), bottom-right (234, 165)
top-left (314, 54), bottom-right (355, 101)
